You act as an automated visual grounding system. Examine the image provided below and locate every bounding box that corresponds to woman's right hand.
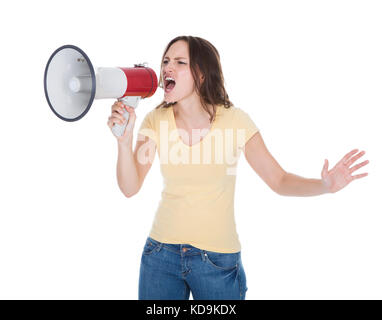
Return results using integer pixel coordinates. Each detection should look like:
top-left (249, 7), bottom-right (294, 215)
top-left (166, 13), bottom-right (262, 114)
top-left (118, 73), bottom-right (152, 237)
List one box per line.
top-left (107, 100), bottom-right (137, 146)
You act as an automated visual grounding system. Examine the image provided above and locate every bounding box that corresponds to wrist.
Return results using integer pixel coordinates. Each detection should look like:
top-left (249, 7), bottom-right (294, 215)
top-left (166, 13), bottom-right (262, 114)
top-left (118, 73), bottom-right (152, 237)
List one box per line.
top-left (118, 140), bottom-right (132, 150)
top-left (321, 179), bottom-right (331, 194)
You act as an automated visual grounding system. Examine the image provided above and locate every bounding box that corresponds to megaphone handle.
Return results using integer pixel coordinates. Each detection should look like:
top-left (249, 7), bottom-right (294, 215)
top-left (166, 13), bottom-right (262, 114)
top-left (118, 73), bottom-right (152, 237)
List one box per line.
top-left (111, 96), bottom-right (141, 137)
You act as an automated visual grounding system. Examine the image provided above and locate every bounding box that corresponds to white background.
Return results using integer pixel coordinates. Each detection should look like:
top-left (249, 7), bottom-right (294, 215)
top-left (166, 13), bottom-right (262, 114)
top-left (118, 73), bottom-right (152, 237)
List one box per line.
top-left (0, 0), bottom-right (380, 299)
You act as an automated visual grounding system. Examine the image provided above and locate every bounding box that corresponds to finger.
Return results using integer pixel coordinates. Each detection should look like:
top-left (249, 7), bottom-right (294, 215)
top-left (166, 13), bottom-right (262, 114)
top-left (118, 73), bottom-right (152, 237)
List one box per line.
top-left (345, 150), bottom-right (366, 167)
top-left (125, 112), bottom-right (136, 129)
top-left (123, 105), bottom-right (133, 111)
top-left (112, 101), bottom-right (124, 111)
top-left (112, 110), bottom-right (126, 119)
top-left (342, 149), bottom-right (359, 164)
top-left (122, 107), bottom-right (135, 120)
top-left (127, 113), bottom-right (136, 125)
top-left (324, 159), bottom-right (329, 171)
top-left (127, 106), bottom-right (136, 115)
top-left (130, 110), bottom-right (137, 120)
top-left (112, 114), bottom-right (126, 124)
top-left (111, 116), bottom-right (125, 125)
top-left (118, 101), bottom-right (129, 110)
top-left (351, 172), bottom-right (369, 180)
top-left (349, 160), bottom-right (370, 174)
top-left (322, 159), bottom-right (327, 172)
top-left (111, 101), bottom-right (120, 110)
top-left (125, 116), bottom-right (136, 132)
top-left (108, 115), bottom-right (118, 124)
top-left (321, 159), bottom-right (328, 179)
top-left (112, 105), bottom-right (126, 115)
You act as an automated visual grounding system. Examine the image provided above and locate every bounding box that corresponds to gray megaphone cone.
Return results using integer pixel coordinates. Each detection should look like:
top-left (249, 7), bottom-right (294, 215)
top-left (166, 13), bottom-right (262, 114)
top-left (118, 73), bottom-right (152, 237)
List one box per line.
top-left (44, 44), bottom-right (158, 136)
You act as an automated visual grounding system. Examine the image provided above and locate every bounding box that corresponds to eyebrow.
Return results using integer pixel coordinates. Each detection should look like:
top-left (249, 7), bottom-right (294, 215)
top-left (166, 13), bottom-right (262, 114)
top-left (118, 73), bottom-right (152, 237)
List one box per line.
top-left (164, 56), bottom-right (187, 60)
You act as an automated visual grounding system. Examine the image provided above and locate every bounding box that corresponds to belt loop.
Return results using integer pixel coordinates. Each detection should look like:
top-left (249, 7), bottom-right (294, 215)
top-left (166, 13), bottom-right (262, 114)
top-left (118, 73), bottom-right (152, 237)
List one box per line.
top-left (156, 243), bottom-right (163, 252)
top-left (201, 250), bottom-right (206, 261)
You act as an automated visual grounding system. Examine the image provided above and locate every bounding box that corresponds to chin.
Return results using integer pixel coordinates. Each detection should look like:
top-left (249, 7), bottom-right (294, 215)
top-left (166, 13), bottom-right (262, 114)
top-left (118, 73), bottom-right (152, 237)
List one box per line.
top-left (164, 95), bottom-right (177, 104)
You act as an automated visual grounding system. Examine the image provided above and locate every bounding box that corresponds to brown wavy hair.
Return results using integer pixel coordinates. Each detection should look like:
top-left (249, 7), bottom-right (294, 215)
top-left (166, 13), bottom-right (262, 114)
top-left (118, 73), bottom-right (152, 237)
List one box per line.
top-left (155, 36), bottom-right (233, 123)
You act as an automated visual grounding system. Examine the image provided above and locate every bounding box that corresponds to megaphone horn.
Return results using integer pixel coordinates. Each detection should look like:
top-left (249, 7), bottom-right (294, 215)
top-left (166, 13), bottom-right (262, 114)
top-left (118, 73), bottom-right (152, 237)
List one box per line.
top-left (44, 44), bottom-right (158, 137)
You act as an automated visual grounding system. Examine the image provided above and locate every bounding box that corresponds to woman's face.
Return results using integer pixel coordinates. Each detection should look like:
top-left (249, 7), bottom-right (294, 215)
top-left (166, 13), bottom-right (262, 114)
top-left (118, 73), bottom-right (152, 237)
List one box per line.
top-left (162, 40), bottom-right (196, 103)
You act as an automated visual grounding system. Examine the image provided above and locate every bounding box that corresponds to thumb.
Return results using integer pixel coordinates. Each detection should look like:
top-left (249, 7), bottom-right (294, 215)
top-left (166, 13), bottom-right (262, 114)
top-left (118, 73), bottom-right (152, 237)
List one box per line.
top-left (322, 159), bottom-right (329, 177)
top-left (125, 107), bottom-right (136, 130)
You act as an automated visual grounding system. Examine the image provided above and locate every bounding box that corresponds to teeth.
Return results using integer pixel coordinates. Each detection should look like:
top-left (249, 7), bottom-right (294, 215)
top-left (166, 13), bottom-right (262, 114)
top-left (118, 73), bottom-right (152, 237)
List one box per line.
top-left (165, 76), bottom-right (175, 82)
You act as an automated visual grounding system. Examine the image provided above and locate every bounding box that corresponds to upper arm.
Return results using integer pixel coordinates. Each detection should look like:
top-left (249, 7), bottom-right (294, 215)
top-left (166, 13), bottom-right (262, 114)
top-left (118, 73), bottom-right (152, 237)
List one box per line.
top-left (133, 133), bottom-right (156, 191)
top-left (243, 131), bottom-right (286, 193)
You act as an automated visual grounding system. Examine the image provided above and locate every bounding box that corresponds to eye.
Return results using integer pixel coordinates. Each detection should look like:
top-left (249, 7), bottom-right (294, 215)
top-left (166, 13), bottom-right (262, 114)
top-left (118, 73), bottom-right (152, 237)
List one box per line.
top-left (162, 61), bottom-right (186, 65)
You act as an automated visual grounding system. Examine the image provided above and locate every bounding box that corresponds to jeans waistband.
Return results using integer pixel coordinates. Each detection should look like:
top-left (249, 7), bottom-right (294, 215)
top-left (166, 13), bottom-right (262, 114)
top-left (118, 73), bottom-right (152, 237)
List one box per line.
top-left (147, 236), bottom-right (240, 255)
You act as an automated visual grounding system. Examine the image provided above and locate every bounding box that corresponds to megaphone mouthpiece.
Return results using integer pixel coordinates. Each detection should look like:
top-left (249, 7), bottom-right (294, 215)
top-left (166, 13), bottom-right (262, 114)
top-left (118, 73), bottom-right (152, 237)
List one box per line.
top-left (69, 75), bottom-right (93, 93)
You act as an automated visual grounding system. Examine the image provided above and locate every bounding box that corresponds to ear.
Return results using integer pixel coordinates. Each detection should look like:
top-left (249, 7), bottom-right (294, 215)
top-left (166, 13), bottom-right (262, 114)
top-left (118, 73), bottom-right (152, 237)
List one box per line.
top-left (195, 65), bottom-right (205, 84)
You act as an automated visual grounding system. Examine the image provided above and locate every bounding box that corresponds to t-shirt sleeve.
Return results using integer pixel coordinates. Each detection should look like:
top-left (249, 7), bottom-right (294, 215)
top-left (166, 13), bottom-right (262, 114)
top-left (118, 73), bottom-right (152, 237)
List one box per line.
top-left (137, 109), bottom-right (157, 145)
top-left (234, 108), bottom-right (260, 149)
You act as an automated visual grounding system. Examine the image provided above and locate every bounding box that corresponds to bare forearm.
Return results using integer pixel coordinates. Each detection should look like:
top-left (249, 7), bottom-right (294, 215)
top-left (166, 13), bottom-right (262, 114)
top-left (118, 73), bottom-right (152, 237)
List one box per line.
top-left (116, 143), bottom-right (140, 197)
top-left (277, 172), bottom-right (328, 197)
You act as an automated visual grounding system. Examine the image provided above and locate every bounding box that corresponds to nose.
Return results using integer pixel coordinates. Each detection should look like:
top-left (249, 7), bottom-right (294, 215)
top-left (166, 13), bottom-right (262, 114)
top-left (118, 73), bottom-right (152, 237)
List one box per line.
top-left (163, 66), bottom-right (173, 76)
top-left (163, 61), bottom-right (176, 74)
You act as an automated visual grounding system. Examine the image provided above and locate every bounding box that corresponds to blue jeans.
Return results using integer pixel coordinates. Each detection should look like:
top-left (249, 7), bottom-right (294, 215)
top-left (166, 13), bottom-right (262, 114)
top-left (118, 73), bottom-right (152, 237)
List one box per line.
top-left (138, 237), bottom-right (248, 300)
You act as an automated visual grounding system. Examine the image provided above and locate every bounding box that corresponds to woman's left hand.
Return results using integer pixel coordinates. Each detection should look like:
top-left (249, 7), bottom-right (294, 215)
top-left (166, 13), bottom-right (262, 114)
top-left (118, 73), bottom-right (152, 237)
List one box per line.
top-left (321, 149), bottom-right (369, 194)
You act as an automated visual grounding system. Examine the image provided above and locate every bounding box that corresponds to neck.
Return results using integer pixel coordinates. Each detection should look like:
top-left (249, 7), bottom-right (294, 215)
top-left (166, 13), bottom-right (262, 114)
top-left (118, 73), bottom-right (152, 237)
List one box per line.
top-left (172, 96), bottom-right (213, 126)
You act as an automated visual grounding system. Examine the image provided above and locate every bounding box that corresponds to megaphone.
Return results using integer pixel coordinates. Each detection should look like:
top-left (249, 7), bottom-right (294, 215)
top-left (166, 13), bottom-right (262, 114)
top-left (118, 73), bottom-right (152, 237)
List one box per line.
top-left (44, 44), bottom-right (158, 136)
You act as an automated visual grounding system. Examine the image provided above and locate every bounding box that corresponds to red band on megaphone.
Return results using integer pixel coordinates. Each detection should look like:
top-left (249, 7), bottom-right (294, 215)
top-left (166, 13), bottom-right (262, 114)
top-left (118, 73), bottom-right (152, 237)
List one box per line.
top-left (119, 66), bottom-right (158, 99)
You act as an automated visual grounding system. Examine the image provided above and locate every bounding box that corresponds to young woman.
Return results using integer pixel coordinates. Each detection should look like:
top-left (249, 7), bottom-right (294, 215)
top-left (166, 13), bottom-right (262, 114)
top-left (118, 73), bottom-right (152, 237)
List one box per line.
top-left (106, 36), bottom-right (369, 300)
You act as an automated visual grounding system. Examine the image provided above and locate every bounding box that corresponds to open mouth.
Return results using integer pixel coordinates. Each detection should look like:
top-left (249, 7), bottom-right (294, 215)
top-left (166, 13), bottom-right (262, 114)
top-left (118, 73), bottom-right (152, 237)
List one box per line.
top-left (164, 78), bottom-right (176, 93)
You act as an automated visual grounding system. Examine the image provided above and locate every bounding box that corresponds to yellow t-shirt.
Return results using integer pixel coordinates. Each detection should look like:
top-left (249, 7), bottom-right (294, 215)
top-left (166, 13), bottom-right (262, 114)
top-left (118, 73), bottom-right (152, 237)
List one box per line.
top-left (137, 104), bottom-right (259, 253)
